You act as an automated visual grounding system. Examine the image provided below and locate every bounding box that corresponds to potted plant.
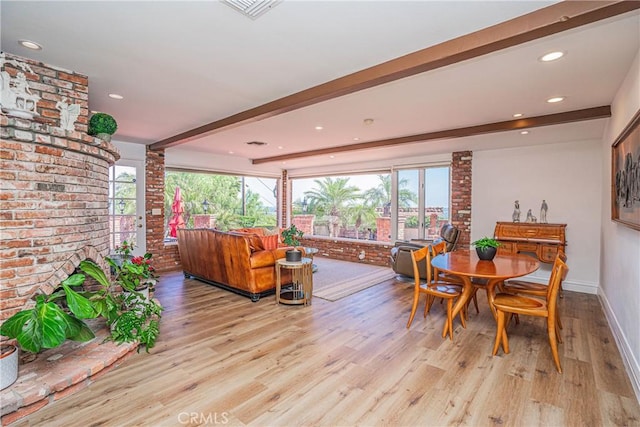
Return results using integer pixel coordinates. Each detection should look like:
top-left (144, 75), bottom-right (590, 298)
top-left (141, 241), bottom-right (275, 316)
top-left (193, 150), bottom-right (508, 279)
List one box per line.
top-left (472, 236), bottom-right (501, 261)
top-left (88, 112), bottom-right (117, 142)
top-left (0, 344), bottom-right (19, 390)
top-left (80, 260), bottom-right (163, 352)
top-left (281, 224), bottom-right (304, 262)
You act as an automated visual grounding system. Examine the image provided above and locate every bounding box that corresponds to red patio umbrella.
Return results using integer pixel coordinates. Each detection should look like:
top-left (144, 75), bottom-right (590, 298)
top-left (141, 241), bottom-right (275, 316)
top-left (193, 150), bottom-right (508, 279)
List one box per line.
top-left (168, 186), bottom-right (186, 238)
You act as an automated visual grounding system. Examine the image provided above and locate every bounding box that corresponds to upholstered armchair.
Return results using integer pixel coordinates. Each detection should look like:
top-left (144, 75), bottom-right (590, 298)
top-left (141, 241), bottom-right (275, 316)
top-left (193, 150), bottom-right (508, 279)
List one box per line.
top-left (390, 224), bottom-right (460, 280)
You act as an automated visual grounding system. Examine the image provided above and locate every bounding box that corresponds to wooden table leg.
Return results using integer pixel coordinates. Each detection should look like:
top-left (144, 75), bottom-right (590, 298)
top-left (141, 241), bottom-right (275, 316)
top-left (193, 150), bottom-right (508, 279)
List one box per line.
top-left (447, 275), bottom-right (473, 338)
top-left (275, 263), bottom-right (281, 304)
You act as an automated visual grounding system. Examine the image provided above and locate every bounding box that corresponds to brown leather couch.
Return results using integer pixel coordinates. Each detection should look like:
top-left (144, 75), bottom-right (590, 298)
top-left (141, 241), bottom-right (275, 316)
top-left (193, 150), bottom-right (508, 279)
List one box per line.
top-left (177, 228), bottom-right (302, 302)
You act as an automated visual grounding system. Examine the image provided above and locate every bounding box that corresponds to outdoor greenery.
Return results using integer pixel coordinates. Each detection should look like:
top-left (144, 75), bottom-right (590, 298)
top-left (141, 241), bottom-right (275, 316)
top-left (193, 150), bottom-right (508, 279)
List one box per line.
top-left (164, 171), bottom-right (277, 233)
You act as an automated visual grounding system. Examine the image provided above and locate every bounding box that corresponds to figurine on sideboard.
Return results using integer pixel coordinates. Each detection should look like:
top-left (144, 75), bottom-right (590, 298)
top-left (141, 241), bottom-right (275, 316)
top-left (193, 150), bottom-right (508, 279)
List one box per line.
top-left (540, 199), bottom-right (548, 223)
top-left (525, 209), bottom-right (537, 223)
top-left (512, 200), bottom-right (521, 222)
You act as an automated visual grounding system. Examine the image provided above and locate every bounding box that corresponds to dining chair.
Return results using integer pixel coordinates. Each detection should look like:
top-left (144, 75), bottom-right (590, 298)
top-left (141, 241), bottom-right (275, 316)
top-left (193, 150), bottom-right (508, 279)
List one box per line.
top-left (501, 250), bottom-right (567, 331)
top-left (407, 245), bottom-right (465, 340)
top-left (502, 250), bottom-right (567, 298)
top-left (492, 257), bottom-right (568, 373)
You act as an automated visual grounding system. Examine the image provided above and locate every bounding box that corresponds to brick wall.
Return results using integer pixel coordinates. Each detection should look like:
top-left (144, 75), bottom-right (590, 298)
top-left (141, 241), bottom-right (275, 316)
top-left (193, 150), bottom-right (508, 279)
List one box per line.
top-left (451, 151), bottom-right (472, 247)
top-left (0, 53), bottom-right (119, 322)
top-left (299, 236), bottom-right (392, 267)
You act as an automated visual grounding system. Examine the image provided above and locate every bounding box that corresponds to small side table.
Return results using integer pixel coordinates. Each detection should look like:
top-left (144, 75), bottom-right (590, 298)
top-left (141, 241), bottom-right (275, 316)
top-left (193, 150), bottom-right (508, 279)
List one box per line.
top-left (303, 247), bottom-right (319, 272)
top-left (276, 257), bottom-right (313, 306)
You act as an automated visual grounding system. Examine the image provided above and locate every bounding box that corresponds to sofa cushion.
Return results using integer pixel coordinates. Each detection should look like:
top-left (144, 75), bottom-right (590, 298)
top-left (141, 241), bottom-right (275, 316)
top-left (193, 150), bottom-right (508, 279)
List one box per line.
top-left (260, 234), bottom-right (280, 250)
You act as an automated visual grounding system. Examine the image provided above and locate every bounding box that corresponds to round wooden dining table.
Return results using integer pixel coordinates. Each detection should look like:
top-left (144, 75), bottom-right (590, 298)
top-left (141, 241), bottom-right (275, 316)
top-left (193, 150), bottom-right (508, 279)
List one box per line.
top-left (431, 249), bottom-right (539, 334)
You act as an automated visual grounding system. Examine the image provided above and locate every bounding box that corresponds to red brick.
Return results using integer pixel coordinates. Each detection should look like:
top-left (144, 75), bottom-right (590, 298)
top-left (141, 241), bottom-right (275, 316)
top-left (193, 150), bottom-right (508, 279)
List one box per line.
top-left (1, 398), bottom-right (49, 425)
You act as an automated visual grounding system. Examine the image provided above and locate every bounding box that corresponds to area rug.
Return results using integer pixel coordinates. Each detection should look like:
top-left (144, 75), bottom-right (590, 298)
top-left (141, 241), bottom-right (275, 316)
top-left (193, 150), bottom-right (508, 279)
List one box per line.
top-left (311, 257), bottom-right (396, 301)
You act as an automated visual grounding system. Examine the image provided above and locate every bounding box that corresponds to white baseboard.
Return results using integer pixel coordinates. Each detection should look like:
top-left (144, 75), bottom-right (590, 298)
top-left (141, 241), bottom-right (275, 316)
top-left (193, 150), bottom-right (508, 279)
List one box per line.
top-left (598, 289), bottom-right (640, 404)
top-left (510, 275), bottom-right (598, 295)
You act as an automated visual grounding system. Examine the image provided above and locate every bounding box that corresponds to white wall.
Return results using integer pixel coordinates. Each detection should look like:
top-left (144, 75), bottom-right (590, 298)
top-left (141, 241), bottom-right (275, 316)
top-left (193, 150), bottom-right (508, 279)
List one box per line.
top-left (472, 139), bottom-right (603, 294)
top-left (600, 49), bottom-right (640, 401)
top-left (113, 140), bottom-right (147, 161)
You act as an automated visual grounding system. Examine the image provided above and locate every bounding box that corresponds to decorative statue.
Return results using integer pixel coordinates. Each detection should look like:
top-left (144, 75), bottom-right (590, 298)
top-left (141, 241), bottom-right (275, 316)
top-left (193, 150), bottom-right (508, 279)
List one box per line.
top-left (525, 209), bottom-right (534, 223)
top-left (512, 200), bottom-right (521, 222)
top-left (56, 98), bottom-right (81, 132)
top-left (540, 199), bottom-right (548, 223)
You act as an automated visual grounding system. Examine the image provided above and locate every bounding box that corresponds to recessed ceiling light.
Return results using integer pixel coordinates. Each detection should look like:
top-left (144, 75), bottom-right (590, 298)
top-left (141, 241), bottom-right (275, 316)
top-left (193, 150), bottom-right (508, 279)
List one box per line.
top-left (513, 113), bottom-right (523, 118)
top-left (228, 151), bottom-right (234, 155)
top-left (363, 118), bottom-right (374, 125)
top-left (329, 155), bottom-right (335, 159)
top-left (520, 130), bottom-right (530, 135)
top-left (108, 93), bottom-right (124, 100)
top-left (353, 137), bottom-right (360, 141)
top-left (547, 96), bottom-right (565, 103)
top-left (540, 51), bottom-right (564, 62)
top-left (315, 126), bottom-right (323, 131)
top-left (277, 146), bottom-right (283, 150)
top-left (18, 40), bottom-right (42, 50)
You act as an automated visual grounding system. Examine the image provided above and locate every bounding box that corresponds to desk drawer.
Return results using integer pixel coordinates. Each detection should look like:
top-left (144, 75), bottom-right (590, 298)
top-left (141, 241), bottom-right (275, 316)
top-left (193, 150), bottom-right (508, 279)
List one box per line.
top-left (517, 243), bottom-right (538, 252)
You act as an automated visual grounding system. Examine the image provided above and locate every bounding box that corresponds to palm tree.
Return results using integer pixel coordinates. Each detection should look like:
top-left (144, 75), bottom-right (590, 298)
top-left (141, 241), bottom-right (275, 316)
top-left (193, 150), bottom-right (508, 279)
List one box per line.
top-left (304, 177), bottom-right (361, 237)
top-left (364, 174), bottom-right (416, 209)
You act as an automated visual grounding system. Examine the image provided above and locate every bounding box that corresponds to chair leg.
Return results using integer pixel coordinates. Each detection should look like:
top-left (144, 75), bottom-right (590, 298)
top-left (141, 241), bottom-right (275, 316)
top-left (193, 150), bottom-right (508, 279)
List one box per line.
top-left (406, 290), bottom-right (421, 329)
top-left (424, 294), bottom-right (435, 318)
top-left (493, 309), bottom-right (506, 355)
top-left (547, 316), bottom-right (562, 373)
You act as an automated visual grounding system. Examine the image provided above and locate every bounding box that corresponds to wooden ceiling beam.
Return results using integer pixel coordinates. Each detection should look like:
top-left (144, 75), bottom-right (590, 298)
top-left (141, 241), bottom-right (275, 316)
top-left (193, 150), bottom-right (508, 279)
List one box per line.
top-left (150, 1), bottom-right (638, 151)
top-left (251, 106), bottom-right (612, 164)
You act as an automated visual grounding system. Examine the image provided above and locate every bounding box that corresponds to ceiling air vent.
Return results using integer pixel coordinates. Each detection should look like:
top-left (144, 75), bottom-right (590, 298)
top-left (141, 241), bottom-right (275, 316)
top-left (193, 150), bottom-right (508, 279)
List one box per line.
top-left (222, 0), bottom-right (282, 20)
top-left (246, 141), bottom-right (268, 146)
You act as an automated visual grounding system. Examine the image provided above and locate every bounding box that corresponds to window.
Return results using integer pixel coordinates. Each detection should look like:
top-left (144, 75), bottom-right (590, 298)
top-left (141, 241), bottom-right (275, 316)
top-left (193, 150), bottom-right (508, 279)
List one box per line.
top-left (395, 166), bottom-right (450, 241)
top-left (164, 170), bottom-right (278, 237)
top-left (291, 173), bottom-right (391, 241)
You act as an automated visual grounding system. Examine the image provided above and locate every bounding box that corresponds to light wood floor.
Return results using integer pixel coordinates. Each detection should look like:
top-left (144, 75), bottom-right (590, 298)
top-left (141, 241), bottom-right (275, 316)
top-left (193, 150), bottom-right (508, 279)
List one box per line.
top-left (16, 270), bottom-right (640, 426)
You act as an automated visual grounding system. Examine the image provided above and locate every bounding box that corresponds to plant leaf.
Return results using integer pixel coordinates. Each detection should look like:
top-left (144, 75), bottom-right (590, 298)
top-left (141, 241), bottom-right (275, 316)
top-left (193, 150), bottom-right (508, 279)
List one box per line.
top-left (0, 310), bottom-right (33, 339)
top-left (62, 273), bottom-right (85, 288)
top-left (62, 283), bottom-right (98, 319)
top-left (61, 313), bottom-right (95, 342)
top-left (35, 302), bottom-right (68, 349)
top-left (79, 260), bottom-right (110, 288)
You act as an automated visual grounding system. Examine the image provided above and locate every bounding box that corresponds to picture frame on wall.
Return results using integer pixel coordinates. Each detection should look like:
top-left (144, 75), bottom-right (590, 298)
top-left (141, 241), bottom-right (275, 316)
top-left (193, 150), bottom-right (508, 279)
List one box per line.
top-left (611, 109), bottom-right (640, 231)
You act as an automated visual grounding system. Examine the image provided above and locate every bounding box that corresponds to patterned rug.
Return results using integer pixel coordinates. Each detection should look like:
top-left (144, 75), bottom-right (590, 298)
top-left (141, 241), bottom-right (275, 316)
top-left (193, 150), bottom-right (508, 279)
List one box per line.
top-left (311, 256), bottom-right (396, 301)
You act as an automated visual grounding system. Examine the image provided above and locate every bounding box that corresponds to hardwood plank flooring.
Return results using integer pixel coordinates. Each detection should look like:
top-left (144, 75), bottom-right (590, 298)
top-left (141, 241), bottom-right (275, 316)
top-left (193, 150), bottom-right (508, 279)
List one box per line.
top-left (14, 270), bottom-right (640, 426)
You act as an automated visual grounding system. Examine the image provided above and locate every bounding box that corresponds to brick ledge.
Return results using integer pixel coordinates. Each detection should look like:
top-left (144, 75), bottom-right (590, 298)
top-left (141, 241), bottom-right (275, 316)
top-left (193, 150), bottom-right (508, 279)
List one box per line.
top-left (0, 319), bottom-right (138, 425)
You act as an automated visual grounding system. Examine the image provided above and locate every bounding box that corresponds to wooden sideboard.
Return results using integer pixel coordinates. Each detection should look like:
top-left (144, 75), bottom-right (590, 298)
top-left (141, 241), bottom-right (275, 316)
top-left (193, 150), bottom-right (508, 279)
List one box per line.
top-left (494, 222), bottom-right (567, 263)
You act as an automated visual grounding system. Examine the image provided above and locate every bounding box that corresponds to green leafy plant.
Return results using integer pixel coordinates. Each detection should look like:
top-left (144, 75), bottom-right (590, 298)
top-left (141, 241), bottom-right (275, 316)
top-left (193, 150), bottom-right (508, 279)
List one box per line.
top-left (88, 112), bottom-right (117, 136)
top-left (404, 215), bottom-right (419, 228)
top-left (0, 258), bottom-right (162, 355)
top-left (0, 274), bottom-right (97, 353)
top-left (281, 224), bottom-right (303, 246)
top-left (472, 237), bottom-right (501, 249)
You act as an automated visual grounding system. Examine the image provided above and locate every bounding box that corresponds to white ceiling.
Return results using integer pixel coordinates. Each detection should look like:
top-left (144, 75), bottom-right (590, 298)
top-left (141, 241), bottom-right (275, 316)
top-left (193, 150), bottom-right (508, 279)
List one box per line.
top-left (2, 1), bottom-right (639, 175)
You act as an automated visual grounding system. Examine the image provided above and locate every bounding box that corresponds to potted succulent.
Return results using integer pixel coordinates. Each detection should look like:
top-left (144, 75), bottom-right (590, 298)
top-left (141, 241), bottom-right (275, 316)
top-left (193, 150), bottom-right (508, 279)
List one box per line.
top-left (88, 112), bottom-right (117, 142)
top-left (472, 236), bottom-right (501, 261)
top-left (281, 224), bottom-right (304, 262)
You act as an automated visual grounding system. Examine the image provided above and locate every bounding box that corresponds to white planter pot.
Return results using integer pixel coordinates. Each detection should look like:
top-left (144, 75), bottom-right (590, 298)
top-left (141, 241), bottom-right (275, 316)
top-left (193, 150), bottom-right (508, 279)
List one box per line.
top-left (1, 345), bottom-right (18, 390)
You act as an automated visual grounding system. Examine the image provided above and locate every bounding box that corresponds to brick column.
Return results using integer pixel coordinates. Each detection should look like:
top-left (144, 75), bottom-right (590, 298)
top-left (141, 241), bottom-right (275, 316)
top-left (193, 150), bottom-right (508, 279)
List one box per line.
top-left (145, 147), bottom-right (179, 271)
top-left (451, 151), bottom-right (472, 247)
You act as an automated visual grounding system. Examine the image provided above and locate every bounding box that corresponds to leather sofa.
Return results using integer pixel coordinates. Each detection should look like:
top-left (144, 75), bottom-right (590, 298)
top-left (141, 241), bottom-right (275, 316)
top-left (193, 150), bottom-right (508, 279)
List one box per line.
top-left (390, 224), bottom-right (460, 280)
top-left (177, 228), bottom-right (302, 301)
